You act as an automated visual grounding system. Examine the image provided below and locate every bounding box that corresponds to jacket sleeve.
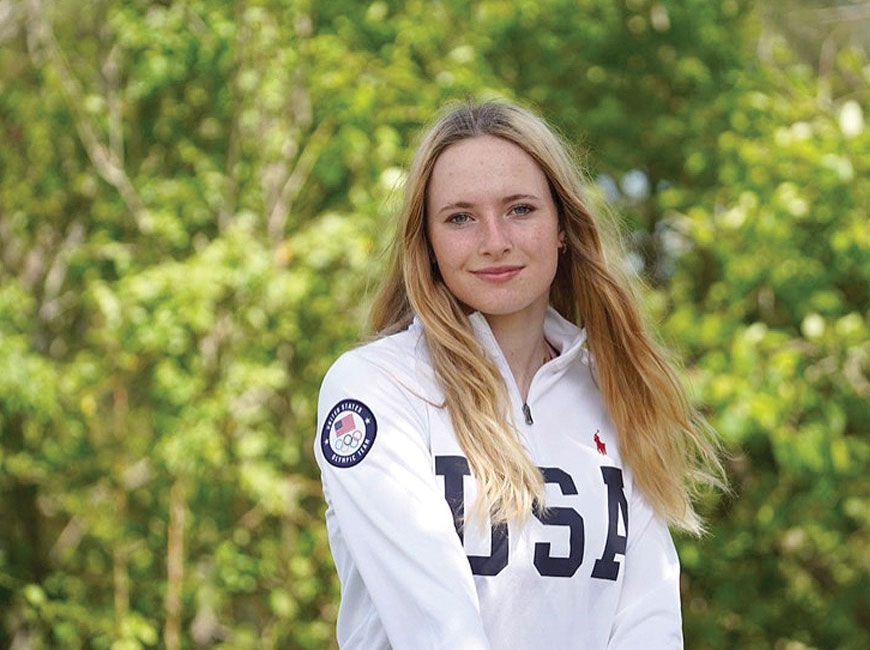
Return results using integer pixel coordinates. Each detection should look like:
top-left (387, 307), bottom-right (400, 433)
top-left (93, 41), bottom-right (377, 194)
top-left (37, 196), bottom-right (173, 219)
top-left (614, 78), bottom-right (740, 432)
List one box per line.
top-left (315, 350), bottom-right (492, 650)
top-left (607, 482), bottom-right (684, 649)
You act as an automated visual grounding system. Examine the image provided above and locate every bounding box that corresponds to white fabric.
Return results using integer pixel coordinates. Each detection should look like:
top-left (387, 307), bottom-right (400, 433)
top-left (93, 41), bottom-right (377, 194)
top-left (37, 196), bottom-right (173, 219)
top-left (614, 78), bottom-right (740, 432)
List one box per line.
top-left (315, 307), bottom-right (683, 650)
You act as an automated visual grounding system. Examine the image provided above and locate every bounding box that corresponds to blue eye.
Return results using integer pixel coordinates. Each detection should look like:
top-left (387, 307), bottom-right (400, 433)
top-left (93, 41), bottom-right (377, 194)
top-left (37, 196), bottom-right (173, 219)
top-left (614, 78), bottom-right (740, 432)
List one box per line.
top-left (448, 213), bottom-right (472, 224)
top-left (511, 204), bottom-right (533, 216)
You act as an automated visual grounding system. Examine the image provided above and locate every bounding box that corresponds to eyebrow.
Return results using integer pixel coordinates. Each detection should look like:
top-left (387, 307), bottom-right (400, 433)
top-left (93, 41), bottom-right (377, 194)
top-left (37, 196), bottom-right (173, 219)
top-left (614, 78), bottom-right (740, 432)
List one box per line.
top-left (435, 193), bottom-right (541, 215)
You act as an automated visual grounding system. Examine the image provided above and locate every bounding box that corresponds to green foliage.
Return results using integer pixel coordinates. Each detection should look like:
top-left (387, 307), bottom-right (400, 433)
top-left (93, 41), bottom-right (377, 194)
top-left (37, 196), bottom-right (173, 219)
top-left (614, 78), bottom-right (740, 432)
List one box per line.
top-left (665, 42), bottom-right (870, 648)
top-left (1, 1), bottom-right (867, 648)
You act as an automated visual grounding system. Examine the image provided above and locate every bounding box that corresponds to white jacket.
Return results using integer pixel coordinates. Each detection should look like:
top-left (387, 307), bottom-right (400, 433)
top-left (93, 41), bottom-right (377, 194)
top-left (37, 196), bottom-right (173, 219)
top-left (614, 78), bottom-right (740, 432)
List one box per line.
top-left (315, 307), bottom-right (683, 649)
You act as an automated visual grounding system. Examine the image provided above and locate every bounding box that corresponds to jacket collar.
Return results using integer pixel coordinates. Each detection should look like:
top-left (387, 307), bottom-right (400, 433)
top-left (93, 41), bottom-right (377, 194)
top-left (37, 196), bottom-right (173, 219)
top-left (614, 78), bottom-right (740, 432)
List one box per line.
top-left (467, 306), bottom-right (589, 369)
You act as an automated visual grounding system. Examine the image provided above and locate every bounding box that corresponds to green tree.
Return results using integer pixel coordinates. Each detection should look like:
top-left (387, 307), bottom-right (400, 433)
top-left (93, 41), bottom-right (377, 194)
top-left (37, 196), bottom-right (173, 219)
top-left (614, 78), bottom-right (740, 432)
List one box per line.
top-left (2, 0), bottom-right (866, 648)
top-left (663, 26), bottom-right (870, 650)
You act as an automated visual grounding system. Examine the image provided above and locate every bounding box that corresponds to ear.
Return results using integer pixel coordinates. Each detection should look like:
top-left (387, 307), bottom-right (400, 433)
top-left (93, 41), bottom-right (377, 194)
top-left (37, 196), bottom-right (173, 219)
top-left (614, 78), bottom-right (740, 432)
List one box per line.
top-left (558, 230), bottom-right (566, 248)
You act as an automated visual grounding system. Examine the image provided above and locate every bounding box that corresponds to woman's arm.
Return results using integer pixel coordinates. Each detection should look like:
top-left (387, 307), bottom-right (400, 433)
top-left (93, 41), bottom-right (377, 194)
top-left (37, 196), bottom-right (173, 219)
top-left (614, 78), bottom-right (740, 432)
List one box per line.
top-left (607, 479), bottom-right (684, 649)
top-left (316, 350), bottom-right (492, 650)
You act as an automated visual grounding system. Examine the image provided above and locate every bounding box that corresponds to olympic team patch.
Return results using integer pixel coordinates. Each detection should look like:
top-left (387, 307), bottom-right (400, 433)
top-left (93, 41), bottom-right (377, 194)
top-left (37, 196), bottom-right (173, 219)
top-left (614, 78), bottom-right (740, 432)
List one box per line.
top-left (321, 400), bottom-right (378, 468)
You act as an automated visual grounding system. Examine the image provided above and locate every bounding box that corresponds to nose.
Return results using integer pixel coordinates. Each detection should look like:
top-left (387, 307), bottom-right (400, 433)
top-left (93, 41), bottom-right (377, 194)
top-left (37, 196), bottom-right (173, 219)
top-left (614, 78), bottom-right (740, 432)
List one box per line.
top-left (478, 216), bottom-right (512, 256)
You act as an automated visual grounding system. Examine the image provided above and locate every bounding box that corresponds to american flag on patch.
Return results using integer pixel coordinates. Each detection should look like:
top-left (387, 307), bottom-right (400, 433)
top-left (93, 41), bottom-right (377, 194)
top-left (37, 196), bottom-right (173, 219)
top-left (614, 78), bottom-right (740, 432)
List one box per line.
top-left (334, 413), bottom-right (356, 436)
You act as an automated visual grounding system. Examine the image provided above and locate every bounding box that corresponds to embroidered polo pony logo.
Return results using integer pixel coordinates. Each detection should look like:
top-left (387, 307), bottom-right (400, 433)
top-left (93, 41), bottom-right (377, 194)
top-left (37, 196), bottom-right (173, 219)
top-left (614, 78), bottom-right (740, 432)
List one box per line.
top-left (593, 430), bottom-right (607, 455)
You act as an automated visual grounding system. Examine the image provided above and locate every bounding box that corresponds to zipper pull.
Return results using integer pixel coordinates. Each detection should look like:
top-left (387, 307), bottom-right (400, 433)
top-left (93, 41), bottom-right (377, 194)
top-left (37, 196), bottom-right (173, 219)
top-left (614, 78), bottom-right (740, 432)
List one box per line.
top-left (522, 402), bottom-right (534, 425)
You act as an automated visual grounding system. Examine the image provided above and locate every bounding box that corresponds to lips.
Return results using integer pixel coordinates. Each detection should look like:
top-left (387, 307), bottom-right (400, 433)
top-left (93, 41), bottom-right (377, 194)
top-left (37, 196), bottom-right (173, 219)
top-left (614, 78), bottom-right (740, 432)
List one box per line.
top-left (471, 266), bottom-right (523, 282)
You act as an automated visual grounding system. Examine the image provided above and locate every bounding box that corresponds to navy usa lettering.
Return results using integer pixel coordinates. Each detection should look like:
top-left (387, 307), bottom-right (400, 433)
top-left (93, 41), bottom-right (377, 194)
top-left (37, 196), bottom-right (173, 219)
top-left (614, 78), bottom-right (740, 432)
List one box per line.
top-left (435, 456), bottom-right (628, 580)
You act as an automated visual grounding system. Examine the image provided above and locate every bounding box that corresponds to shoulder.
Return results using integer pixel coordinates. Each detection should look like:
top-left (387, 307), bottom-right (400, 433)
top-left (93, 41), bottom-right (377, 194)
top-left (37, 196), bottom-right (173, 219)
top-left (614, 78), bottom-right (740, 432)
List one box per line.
top-left (315, 325), bottom-right (438, 470)
top-left (318, 323), bottom-right (438, 417)
top-left (322, 325), bottom-right (428, 389)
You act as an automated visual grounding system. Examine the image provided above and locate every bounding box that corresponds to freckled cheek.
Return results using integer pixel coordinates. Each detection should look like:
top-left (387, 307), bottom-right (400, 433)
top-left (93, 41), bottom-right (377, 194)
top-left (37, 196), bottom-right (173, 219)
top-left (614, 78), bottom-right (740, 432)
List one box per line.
top-left (431, 244), bottom-right (469, 278)
top-left (432, 233), bottom-right (475, 270)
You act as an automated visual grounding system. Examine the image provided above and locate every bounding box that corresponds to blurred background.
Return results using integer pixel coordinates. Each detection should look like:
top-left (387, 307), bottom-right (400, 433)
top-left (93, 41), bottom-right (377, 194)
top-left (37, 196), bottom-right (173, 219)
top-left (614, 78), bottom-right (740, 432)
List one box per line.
top-left (0, 0), bottom-right (868, 648)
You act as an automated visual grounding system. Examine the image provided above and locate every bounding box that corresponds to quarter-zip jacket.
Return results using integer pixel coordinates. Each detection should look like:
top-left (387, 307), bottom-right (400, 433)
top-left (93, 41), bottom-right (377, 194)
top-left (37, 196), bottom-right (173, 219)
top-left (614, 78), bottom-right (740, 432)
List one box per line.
top-left (315, 307), bottom-right (683, 650)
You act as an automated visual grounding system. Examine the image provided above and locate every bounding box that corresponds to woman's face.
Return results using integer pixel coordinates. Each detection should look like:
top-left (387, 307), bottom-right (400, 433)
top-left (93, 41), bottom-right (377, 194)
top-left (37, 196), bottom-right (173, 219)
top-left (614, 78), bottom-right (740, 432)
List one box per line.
top-left (426, 135), bottom-right (563, 328)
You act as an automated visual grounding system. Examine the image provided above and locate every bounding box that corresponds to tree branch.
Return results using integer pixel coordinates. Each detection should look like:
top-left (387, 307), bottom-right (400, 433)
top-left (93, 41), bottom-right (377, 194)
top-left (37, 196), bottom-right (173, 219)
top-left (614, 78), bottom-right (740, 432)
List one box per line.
top-left (164, 478), bottom-right (186, 650)
top-left (25, 0), bottom-right (148, 232)
top-left (0, 0), bottom-right (22, 45)
top-left (266, 118), bottom-right (333, 243)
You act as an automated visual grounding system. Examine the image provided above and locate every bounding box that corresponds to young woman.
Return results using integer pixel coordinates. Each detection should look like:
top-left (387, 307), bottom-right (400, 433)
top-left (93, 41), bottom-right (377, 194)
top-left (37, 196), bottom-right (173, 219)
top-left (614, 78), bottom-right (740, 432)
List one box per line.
top-left (315, 101), bottom-right (725, 649)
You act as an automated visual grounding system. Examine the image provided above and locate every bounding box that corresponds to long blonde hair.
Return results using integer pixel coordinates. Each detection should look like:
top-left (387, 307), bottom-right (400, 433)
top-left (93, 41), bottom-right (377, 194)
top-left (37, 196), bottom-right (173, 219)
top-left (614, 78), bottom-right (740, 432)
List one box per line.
top-left (369, 100), bottom-right (726, 534)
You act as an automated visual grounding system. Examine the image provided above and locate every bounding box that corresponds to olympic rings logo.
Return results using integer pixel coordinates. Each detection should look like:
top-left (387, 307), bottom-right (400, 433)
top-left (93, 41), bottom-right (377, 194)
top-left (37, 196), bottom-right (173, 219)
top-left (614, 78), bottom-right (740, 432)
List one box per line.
top-left (332, 427), bottom-right (363, 453)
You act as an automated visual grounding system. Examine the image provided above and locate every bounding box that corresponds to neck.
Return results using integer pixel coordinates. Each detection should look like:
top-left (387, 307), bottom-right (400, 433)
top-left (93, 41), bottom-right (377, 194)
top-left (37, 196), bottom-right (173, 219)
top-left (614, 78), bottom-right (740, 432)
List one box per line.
top-left (484, 307), bottom-right (551, 401)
